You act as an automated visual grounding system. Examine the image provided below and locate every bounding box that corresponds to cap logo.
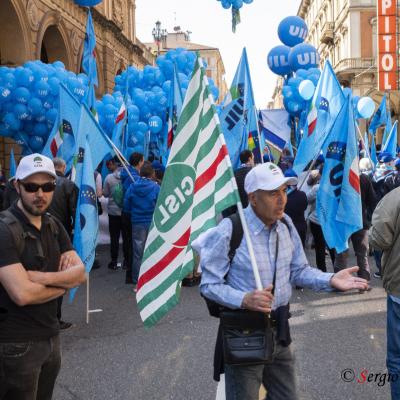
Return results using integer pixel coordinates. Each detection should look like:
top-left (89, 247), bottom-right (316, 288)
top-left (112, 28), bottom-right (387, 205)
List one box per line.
top-left (33, 156), bottom-right (42, 162)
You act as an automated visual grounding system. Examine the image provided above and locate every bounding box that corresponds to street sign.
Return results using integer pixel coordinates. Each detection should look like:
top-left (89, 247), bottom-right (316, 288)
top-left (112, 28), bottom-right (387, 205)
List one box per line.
top-left (377, 0), bottom-right (398, 90)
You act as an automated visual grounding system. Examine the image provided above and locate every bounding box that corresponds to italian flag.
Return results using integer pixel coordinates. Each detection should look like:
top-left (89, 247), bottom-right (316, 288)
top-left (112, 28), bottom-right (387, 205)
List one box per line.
top-left (50, 125), bottom-right (64, 157)
top-left (136, 58), bottom-right (240, 328)
top-left (115, 103), bottom-right (126, 124)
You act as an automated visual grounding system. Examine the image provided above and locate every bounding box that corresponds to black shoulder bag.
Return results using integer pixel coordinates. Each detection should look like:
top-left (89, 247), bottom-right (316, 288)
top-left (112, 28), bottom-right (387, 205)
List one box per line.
top-left (219, 214), bottom-right (280, 366)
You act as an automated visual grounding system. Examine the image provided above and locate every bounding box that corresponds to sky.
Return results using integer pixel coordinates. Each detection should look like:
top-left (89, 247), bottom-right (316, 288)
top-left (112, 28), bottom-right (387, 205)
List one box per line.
top-left (135, 0), bottom-right (299, 108)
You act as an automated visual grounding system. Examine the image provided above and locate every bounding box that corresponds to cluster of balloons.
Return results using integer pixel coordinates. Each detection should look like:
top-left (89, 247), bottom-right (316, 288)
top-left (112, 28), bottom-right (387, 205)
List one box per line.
top-left (267, 16), bottom-right (320, 116)
top-left (96, 48), bottom-right (219, 156)
top-left (0, 60), bottom-right (90, 154)
top-left (216, 0), bottom-right (253, 10)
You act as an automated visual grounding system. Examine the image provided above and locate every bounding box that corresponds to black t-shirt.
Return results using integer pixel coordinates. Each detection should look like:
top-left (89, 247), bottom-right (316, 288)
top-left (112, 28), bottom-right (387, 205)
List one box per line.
top-left (0, 203), bottom-right (73, 342)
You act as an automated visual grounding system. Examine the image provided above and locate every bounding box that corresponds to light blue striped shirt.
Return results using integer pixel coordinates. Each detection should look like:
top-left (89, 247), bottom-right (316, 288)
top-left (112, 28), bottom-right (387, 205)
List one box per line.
top-left (193, 206), bottom-right (334, 310)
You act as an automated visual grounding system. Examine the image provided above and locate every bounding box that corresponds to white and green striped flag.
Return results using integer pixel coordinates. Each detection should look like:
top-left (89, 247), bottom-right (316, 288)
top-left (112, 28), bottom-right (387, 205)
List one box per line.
top-left (136, 58), bottom-right (240, 327)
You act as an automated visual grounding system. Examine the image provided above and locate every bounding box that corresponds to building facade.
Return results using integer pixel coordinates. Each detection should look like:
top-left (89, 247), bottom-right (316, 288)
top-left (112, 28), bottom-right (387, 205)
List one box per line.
top-left (271, 0), bottom-right (399, 141)
top-left (145, 29), bottom-right (228, 103)
top-left (0, 0), bottom-right (154, 171)
top-left (1, 0), bottom-right (154, 94)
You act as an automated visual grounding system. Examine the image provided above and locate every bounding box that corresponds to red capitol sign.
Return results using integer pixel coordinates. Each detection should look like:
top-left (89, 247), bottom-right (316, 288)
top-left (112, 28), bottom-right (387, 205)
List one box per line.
top-left (377, 0), bottom-right (398, 90)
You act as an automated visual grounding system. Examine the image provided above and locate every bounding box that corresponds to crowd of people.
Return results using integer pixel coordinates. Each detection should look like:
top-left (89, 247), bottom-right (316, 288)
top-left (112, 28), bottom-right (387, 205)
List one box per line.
top-left (2, 144), bottom-right (400, 399)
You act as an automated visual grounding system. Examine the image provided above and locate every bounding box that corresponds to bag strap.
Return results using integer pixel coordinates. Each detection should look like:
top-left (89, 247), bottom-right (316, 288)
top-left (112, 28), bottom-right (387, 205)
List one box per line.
top-left (0, 210), bottom-right (25, 256)
top-left (227, 213), bottom-right (243, 263)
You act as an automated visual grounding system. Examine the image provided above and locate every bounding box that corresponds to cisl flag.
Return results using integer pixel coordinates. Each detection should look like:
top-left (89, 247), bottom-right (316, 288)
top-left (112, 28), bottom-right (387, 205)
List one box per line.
top-left (136, 58), bottom-right (240, 328)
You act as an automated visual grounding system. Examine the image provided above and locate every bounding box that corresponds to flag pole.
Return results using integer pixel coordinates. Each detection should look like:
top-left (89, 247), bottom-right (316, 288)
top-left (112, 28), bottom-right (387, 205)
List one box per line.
top-left (355, 121), bottom-right (374, 168)
top-left (254, 107), bottom-right (264, 164)
top-left (201, 65), bottom-right (263, 290)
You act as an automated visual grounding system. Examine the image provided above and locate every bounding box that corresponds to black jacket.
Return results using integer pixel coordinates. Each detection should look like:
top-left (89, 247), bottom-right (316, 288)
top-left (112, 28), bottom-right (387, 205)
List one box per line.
top-left (48, 171), bottom-right (78, 237)
top-left (360, 173), bottom-right (377, 229)
top-left (284, 189), bottom-right (308, 236)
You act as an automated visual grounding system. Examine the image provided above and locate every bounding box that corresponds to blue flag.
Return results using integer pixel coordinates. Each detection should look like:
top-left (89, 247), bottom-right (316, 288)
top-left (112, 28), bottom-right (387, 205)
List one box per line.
top-left (317, 96), bottom-right (362, 253)
top-left (369, 95), bottom-right (387, 134)
top-left (382, 120), bottom-right (398, 159)
top-left (9, 148), bottom-right (16, 179)
top-left (82, 9), bottom-right (98, 111)
top-left (42, 84), bottom-right (80, 172)
top-left (161, 64), bottom-right (183, 165)
top-left (259, 109), bottom-right (291, 152)
top-left (370, 134), bottom-right (378, 166)
top-left (70, 137), bottom-right (98, 301)
top-left (74, 103), bottom-right (113, 180)
top-left (294, 61), bottom-right (345, 175)
top-left (82, 9), bottom-right (98, 87)
top-left (382, 112), bottom-right (393, 148)
top-left (220, 48), bottom-right (256, 169)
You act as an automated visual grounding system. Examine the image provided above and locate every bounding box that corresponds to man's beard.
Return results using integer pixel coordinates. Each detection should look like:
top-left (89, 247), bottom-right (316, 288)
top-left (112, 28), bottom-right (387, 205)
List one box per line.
top-left (20, 195), bottom-right (49, 217)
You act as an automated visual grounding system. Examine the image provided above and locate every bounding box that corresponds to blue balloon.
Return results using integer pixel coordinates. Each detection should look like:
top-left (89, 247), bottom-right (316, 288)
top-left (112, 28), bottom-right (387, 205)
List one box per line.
top-left (298, 79), bottom-right (315, 101)
top-left (295, 69), bottom-right (308, 79)
top-left (52, 61), bottom-right (65, 69)
top-left (278, 16), bottom-right (308, 47)
top-left (48, 77), bottom-right (60, 96)
top-left (357, 97), bottom-right (375, 119)
top-left (287, 77), bottom-right (302, 88)
top-left (27, 98), bottom-right (43, 116)
top-left (15, 68), bottom-right (34, 88)
top-left (221, 0), bottom-right (231, 9)
top-left (289, 43), bottom-right (320, 71)
top-left (137, 122), bottom-right (148, 133)
top-left (13, 103), bottom-right (29, 120)
top-left (46, 108), bottom-right (58, 125)
top-left (34, 81), bottom-right (50, 98)
top-left (3, 112), bottom-right (21, 131)
top-left (232, 0), bottom-right (243, 8)
top-left (267, 45), bottom-right (292, 76)
top-left (33, 122), bottom-right (48, 137)
top-left (0, 86), bottom-right (11, 103)
top-left (308, 74), bottom-right (320, 86)
top-left (282, 85), bottom-right (293, 98)
top-left (148, 116), bottom-right (163, 134)
top-left (29, 135), bottom-right (45, 152)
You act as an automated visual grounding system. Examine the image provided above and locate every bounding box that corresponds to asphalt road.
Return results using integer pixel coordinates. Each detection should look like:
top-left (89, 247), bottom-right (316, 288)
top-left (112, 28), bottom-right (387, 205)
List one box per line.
top-left (53, 245), bottom-right (389, 400)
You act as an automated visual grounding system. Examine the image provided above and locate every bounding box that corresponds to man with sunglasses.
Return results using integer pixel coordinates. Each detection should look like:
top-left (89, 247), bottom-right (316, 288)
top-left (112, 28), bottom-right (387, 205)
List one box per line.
top-left (0, 153), bottom-right (86, 400)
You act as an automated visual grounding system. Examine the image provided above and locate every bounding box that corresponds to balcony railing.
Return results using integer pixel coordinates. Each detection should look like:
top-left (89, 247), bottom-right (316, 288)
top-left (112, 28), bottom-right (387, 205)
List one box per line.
top-left (320, 22), bottom-right (334, 45)
top-left (334, 57), bottom-right (376, 74)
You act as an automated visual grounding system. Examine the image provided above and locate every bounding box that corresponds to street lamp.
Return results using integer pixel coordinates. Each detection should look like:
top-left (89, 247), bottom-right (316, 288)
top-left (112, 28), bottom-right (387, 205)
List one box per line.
top-left (152, 20), bottom-right (167, 55)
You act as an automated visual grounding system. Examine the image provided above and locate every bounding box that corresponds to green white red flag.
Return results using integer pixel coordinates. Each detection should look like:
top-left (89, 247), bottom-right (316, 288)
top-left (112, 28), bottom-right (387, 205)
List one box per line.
top-left (136, 58), bottom-right (240, 327)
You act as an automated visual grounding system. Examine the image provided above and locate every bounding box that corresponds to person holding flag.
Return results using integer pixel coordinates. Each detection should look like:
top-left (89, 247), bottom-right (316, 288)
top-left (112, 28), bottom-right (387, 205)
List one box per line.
top-left (193, 162), bottom-right (369, 399)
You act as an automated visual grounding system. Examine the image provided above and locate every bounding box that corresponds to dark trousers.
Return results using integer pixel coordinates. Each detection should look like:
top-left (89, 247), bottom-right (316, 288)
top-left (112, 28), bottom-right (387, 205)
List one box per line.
top-left (309, 221), bottom-right (335, 272)
top-left (121, 212), bottom-right (132, 271)
top-left (108, 215), bottom-right (123, 262)
top-left (334, 229), bottom-right (371, 280)
top-left (224, 343), bottom-right (298, 400)
top-left (387, 296), bottom-right (400, 399)
top-left (0, 335), bottom-right (61, 400)
top-left (131, 224), bottom-right (150, 284)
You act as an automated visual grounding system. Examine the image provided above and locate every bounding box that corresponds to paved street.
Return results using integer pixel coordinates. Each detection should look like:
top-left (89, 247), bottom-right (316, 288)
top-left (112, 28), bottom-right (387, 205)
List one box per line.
top-left (54, 245), bottom-right (389, 400)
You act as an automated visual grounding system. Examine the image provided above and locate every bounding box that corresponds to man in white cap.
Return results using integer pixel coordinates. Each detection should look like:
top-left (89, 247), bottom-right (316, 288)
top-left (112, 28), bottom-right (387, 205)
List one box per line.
top-left (0, 153), bottom-right (86, 400)
top-left (194, 162), bottom-right (368, 400)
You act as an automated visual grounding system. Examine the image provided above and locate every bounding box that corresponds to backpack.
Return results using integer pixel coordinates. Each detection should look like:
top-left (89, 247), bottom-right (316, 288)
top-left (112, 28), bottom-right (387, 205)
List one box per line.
top-left (0, 210), bottom-right (59, 258)
top-left (203, 213), bottom-right (290, 318)
top-left (112, 182), bottom-right (124, 209)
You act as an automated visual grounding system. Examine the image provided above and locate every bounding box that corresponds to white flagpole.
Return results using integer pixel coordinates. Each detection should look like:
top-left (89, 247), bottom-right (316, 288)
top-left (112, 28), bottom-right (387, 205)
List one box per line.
top-left (85, 271), bottom-right (103, 324)
top-left (254, 107), bottom-right (264, 164)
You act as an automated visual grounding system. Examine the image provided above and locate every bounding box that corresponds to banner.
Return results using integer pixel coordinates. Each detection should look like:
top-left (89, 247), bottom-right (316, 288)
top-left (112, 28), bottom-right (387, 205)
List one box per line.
top-left (377, 0), bottom-right (398, 90)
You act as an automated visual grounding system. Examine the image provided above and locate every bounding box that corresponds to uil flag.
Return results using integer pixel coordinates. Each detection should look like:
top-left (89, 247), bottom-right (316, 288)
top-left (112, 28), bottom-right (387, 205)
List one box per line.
top-left (370, 134), bottom-right (378, 166)
top-left (382, 120), bottom-right (398, 158)
top-left (368, 94), bottom-right (387, 134)
top-left (42, 84), bottom-right (80, 171)
top-left (70, 138), bottom-right (98, 301)
top-left (317, 96), bottom-right (362, 253)
top-left (220, 48), bottom-right (257, 169)
top-left (9, 148), bottom-right (16, 179)
top-left (136, 58), bottom-right (240, 327)
top-left (294, 60), bottom-right (345, 175)
top-left (161, 64), bottom-right (183, 165)
top-left (111, 101), bottom-right (127, 152)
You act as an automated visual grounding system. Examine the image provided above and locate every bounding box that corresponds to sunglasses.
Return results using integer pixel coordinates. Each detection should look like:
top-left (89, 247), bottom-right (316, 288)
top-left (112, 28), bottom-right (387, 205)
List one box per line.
top-left (19, 181), bottom-right (56, 193)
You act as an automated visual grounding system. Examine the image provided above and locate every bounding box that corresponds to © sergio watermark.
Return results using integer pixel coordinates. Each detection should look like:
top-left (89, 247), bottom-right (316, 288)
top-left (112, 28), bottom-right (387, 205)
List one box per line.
top-left (341, 368), bottom-right (399, 387)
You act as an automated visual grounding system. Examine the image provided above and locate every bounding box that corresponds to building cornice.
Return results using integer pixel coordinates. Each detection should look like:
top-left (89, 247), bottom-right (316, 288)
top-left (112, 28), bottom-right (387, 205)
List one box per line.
top-left (91, 8), bottom-right (143, 58)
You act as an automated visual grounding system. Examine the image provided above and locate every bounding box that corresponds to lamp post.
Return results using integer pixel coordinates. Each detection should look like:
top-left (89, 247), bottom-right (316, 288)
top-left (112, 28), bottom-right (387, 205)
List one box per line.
top-left (152, 20), bottom-right (167, 55)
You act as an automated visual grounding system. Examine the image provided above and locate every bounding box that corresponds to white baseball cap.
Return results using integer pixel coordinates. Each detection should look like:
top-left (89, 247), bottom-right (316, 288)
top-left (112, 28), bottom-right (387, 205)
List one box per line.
top-left (15, 153), bottom-right (56, 181)
top-left (244, 162), bottom-right (298, 194)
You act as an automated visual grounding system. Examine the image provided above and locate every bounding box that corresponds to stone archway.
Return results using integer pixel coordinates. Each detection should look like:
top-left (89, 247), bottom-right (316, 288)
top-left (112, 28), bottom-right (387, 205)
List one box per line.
top-left (36, 11), bottom-right (73, 70)
top-left (40, 25), bottom-right (69, 67)
top-left (0, 0), bottom-right (29, 66)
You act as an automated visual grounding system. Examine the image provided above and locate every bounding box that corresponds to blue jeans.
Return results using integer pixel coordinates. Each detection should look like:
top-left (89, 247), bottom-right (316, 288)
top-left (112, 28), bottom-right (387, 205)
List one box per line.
top-left (224, 343), bottom-right (298, 400)
top-left (387, 296), bottom-right (400, 399)
top-left (131, 224), bottom-right (149, 284)
top-left (0, 335), bottom-right (61, 400)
